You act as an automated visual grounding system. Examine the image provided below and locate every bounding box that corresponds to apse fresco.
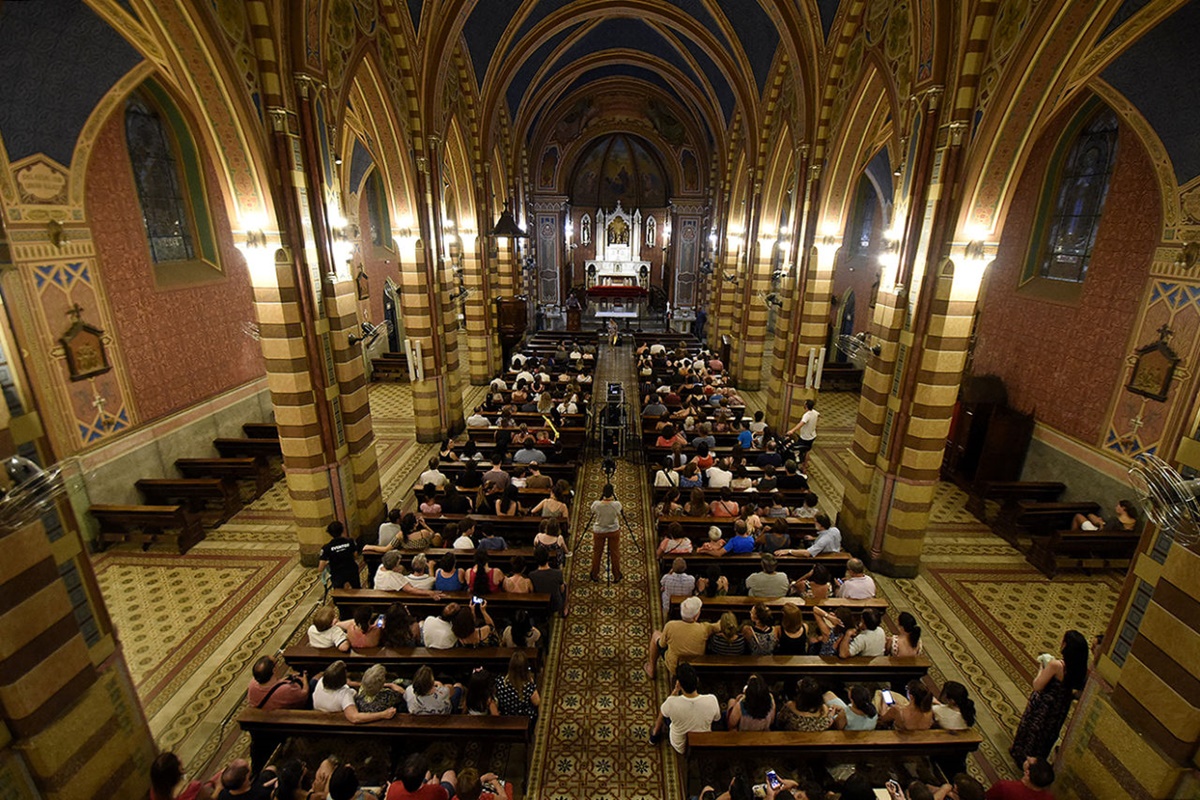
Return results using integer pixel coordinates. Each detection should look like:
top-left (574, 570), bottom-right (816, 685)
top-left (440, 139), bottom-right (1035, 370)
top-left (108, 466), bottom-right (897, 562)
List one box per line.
top-left (569, 133), bottom-right (668, 208)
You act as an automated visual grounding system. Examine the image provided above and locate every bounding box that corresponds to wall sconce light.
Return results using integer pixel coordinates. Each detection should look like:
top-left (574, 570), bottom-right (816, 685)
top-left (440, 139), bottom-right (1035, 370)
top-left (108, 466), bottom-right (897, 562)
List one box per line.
top-left (47, 220), bottom-right (68, 249)
top-left (878, 229), bottom-right (902, 287)
top-left (1175, 241), bottom-right (1200, 270)
top-left (955, 237), bottom-right (997, 291)
top-left (236, 220), bottom-right (279, 288)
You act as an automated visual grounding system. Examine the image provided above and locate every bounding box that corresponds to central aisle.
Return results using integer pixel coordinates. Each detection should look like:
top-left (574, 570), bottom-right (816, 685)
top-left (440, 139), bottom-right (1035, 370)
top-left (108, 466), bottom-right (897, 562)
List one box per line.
top-left (527, 342), bottom-right (679, 799)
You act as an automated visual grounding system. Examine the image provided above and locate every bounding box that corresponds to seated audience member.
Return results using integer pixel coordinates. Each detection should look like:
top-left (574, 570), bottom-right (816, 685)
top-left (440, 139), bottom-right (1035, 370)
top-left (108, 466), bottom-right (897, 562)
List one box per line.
top-left (374, 551), bottom-right (445, 598)
top-left (441, 483), bottom-right (472, 515)
top-left (794, 491), bottom-right (819, 519)
top-left (496, 650), bottom-right (540, 719)
top-left (775, 603), bottom-right (812, 655)
top-left (418, 457), bottom-right (449, 489)
top-left (695, 564), bottom-right (729, 597)
top-left (745, 553), bottom-right (790, 597)
top-left (684, 488), bottom-right (710, 517)
top-left (376, 508), bottom-right (403, 547)
top-left (737, 420), bottom-right (754, 449)
top-left (467, 551), bottom-right (504, 594)
top-left (529, 545), bottom-right (568, 616)
top-left (451, 601), bottom-right (496, 648)
top-left (657, 521), bottom-right (693, 555)
top-left (839, 607), bottom-right (886, 658)
top-left (313, 660), bottom-right (397, 723)
top-left (775, 460), bottom-right (809, 490)
top-left (457, 460), bottom-right (484, 491)
top-left (405, 664), bottom-right (462, 714)
top-left (775, 512), bottom-right (841, 558)
top-left (985, 758), bottom-right (1056, 800)
top-left (247, 656), bottom-right (309, 711)
top-left (654, 456), bottom-right (682, 488)
top-left (502, 556), bottom-right (533, 593)
top-left (533, 518), bottom-right (570, 564)
top-left (525, 462), bottom-right (553, 490)
top-left (345, 606), bottom-right (382, 649)
top-left (730, 464), bottom-right (754, 491)
top-left (878, 678), bottom-right (935, 731)
top-left (934, 775), bottom-right (987, 800)
top-left (530, 480), bottom-right (571, 522)
top-left (824, 685), bottom-right (880, 731)
top-left (889, 610), bottom-right (923, 655)
top-left (648, 662), bottom-right (721, 752)
top-left (755, 440), bottom-right (784, 468)
top-left (761, 494), bottom-right (788, 519)
top-left (386, 752), bottom-right (456, 800)
top-left (709, 486), bottom-right (740, 518)
top-left (645, 596), bottom-right (716, 680)
top-left (356, 663), bottom-right (405, 714)
top-left (418, 486), bottom-right (442, 517)
top-left (380, 603), bottom-right (420, 648)
top-left (791, 563), bottom-right (833, 602)
top-left (406, 554), bottom-right (437, 590)
top-left (399, 512), bottom-right (439, 551)
top-left (741, 602), bottom-right (780, 654)
top-left (433, 553), bottom-right (466, 592)
top-left (695, 525), bottom-right (727, 555)
top-left (678, 462), bottom-right (704, 489)
top-left (837, 558), bottom-right (877, 599)
top-left (420, 603), bottom-right (462, 649)
top-left (513, 437), bottom-right (547, 465)
top-left (327, 764), bottom-right (379, 800)
top-left (150, 752), bottom-right (215, 800)
top-left (660, 557), bottom-right (697, 612)
top-left (777, 677), bottom-right (839, 732)
top-left (214, 758), bottom-right (277, 800)
top-left (307, 605), bottom-right (350, 652)
top-left (482, 458), bottom-right (510, 492)
top-left (656, 487), bottom-right (685, 518)
top-left (755, 464), bottom-right (778, 493)
top-left (755, 518), bottom-right (791, 553)
top-left (706, 456), bottom-right (733, 488)
top-left (477, 527), bottom-right (509, 551)
top-left (456, 768), bottom-right (514, 800)
top-left (810, 605), bottom-right (853, 655)
top-left (722, 524), bottom-right (756, 555)
top-left (707, 611), bottom-right (747, 655)
top-left (1072, 498), bottom-right (1140, 532)
top-left (500, 608), bottom-right (543, 649)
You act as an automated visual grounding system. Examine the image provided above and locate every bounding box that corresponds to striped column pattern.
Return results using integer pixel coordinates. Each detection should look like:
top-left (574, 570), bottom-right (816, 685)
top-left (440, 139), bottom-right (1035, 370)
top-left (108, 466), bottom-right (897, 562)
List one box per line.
top-left (253, 255), bottom-right (337, 560)
top-left (736, 242), bottom-right (775, 389)
top-left (837, 288), bottom-right (906, 550)
top-left (1056, 544), bottom-right (1200, 798)
top-left (952, 1), bottom-right (1000, 123)
top-left (0, 514), bottom-right (155, 799)
top-left (460, 238), bottom-right (492, 384)
top-left (438, 257), bottom-right (466, 432)
top-left (245, 0), bottom-right (283, 107)
top-left (397, 241), bottom-right (447, 442)
top-left (324, 278), bottom-right (384, 531)
top-left (774, 240), bottom-right (837, 432)
top-left (714, 245), bottom-right (740, 349)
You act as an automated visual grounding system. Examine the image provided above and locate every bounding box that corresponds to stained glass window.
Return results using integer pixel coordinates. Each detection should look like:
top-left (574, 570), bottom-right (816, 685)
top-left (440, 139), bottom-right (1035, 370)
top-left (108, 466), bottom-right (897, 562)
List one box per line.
top-left (365, 169), bottom-right (390, 247)
top-left (125, 92), bottom-right (196, 263)
top-left (1036, 108), bottom-right (1119, 283)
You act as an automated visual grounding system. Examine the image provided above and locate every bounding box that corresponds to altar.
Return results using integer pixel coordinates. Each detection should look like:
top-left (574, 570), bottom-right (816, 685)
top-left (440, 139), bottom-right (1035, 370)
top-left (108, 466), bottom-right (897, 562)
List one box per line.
top-left (585, 201), bottom-right (651, 319)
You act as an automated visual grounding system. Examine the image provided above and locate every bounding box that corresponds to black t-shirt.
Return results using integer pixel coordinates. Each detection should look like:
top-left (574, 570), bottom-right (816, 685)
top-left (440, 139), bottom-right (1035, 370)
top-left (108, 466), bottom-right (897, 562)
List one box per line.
top-left (530, 567), bottom-right (565, 612)
top-left (457, 471), bottom-right (483, 490)
top-left (776, 474), bottom-right (809, 490)
top-left (216, 771), bottom-right (274, 800)
top-left (443, 494), bottom-right (472, 515)
top-left (321, 536), bottom-right (360, 573)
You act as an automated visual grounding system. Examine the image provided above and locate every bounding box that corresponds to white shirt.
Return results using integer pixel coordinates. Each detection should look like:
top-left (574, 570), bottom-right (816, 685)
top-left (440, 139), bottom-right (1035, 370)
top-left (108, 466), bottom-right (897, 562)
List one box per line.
top-left (837, 574), bottom-right (877, 599)
top-left (848, 626), bottom-right (886, 657)
top-left (312, 679), bottom-right (356, 713)
top-left (418, 468), bottom-right (448, 488)
top-left (422, 616), bottom-right (457, 649)
top-left (406, 573), bottom-right (436, 590)
top-left (377, 521), bottom-right (402, 547)
top-left (452, 535), bottom-right (475, 550)
top-left (307, 624), bottom-right (347, 649)
top-left (466, 414), bottom-right (492, 428)
top-left (374, 567), bottom-right (410, 591)
top-left (706, 465), bottom-right (733, 488)
top-left (798, 409), bottom-right (819, 441)
top-left (511, 354), bottom-right (527, 367)
top-left (655, 469), bottom-right (680, 488)
top-left (515, 370), bottom-right (534, 385)
top-left (661, 693), bottom-right (721, 754)
top-left (490, 378), bottom-right (508, 390)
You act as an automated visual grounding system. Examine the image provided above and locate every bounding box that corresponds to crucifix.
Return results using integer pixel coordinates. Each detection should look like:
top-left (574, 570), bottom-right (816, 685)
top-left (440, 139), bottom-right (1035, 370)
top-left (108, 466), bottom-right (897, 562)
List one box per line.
top-left (1157, 323), bottom-right (1174, 342)
top-left (1128, 415), bottom-right (1145, 441)
top-left (91, 389), bottom-right (115, 431)
top-left (67, 303), bottom-right (85, 322)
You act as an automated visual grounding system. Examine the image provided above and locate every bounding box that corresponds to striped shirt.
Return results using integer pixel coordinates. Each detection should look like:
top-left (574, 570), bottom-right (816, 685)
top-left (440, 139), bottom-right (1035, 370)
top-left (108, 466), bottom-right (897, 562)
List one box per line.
top-left (660, 572), bottom-right (697, 613)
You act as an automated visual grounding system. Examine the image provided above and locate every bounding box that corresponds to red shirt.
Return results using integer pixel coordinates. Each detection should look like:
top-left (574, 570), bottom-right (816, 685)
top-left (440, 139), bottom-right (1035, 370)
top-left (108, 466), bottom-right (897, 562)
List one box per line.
top-left (246, 677), bottom-right (308, 710)
top-left (985, 781), bottom-right (1054, 800)
top-left (385, 783), bottom-right (449, 800)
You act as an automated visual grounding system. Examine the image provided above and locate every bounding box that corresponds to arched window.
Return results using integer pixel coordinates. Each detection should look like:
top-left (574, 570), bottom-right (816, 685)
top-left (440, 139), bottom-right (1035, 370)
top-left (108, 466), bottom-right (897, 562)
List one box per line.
top-left (125, 92), bottom-right (196, 263)
top-left (364, 168), bottom-right (391, 248)
top-left (1031, 105), bottom-right (1119, 284)
top-left (122, 80), bottom-right (220, 283)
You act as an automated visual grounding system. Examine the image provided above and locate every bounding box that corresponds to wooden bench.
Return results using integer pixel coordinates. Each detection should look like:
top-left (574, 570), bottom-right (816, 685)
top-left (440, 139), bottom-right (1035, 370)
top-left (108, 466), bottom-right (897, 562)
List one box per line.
top-left (685, 730), bottom-right (983, 771)
top-left (237, 709), bottom-right (531, 776)
top-left (90, 504), bottom-right (205, 554)
top-left (1002, 500), bottom-right (1100, 543)
top-left (654, 516), bottom-right (816, 537)
top-left (135, 478), bottom-right (240, 522)
top-left (964, 480), bottom-right (1066, 523)
top-left (213, 437), bottom-right (284, 460)
top-left (330, 590), bottom-right (550, 620)
top-left (361, 547), bottom-right (539, 585)
top-left (668, 595), bottom-right (885, 622)
top-left (371, 357), bottom-right (410, 382)
top-left (281, 645), bottom-right (539, 677)
top-left (1026, 530), bottom-right (1141, 577)
top-left (467, 426), bottom-right (588, 448)
top-left (242, 422), bottom-right (279, 439)
top-left (175, 457), bottom-right (274, 498)
top-left (421, 515), bottom-right (570, 544)
top-left (689, 654), bottom-right (931, 685)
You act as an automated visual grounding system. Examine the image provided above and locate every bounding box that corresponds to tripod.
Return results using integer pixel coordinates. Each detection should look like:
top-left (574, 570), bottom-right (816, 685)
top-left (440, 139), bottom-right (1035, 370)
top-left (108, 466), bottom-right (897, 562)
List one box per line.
top-left (582, 462), bottom-right (640, 586)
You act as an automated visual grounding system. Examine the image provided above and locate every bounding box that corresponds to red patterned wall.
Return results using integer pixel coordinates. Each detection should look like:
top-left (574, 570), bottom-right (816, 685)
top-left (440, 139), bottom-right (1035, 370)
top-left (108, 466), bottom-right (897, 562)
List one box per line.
top-left (86, 110), bottom-right (264, 422)
top-left (971, 108), bottom-right (1161, 444)
top-left (356, 188), bottom-right (395, 330)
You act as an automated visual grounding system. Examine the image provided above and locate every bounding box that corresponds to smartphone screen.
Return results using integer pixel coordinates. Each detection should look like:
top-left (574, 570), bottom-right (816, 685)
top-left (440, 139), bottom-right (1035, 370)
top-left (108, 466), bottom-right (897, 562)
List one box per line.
top-left (375, 616), bottom-right (385, 629)
top-left (765, 771), bottom-right (782, 790)
top-left (881, 690), bottom-right (895, 705)
top-left (472, 596), bottom-right (482, 605)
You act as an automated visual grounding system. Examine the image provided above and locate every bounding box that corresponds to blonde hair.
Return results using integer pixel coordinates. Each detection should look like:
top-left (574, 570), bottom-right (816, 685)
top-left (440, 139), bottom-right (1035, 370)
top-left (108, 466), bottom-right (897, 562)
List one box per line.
top-left (781, 603), bottom-right (805, 635)
top-left (505, 650), bottom-right (531, 690)
top-left (359, 664), bottom-right (387, 699)
top-left (313, 604), bottom-right (337, 632)
top-left (718, 611), bottom-right (739, 639)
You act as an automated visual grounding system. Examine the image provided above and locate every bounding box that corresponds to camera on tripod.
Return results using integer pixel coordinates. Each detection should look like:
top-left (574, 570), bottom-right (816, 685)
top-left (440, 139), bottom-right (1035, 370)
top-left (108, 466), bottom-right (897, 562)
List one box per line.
top-left (600, 382), bottom-right (626, 457)
top-left (606, 382), bottom-right (624, 407)
top-left (602, 457), bottom-right (617, 481)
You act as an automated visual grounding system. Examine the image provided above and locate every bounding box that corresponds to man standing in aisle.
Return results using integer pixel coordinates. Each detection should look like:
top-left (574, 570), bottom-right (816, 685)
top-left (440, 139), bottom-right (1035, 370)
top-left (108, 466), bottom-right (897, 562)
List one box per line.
top-left (787, 399), bottom-right (820, 462)
top-left (589, 483), bottom-right (624, 582)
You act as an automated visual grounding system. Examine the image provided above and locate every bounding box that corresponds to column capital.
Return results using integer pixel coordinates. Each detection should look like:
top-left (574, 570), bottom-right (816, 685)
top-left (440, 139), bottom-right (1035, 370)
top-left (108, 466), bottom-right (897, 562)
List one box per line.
top-left (292, 73), bottom-right (325, 98)
top-left (922, 85), bottom-right (945, 111)
top-left (947, 121), bottom-right (969, 147)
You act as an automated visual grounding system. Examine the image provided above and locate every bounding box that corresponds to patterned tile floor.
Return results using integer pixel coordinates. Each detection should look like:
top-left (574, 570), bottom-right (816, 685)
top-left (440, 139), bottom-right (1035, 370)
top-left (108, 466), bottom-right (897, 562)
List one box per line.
top-left (92, 363), bottom-right (1123, 794)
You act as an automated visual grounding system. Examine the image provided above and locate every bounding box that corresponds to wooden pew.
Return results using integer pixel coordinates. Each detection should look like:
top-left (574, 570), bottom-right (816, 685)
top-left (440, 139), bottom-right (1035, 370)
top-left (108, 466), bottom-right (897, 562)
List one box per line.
top-left (213, 437), bottom-right (283, 460)
top-left (467, 426), bottom-right (588, 448)
top-left (685, 729), bottom-right (984, 766)
top-left (667, 595), bottom-right (885, 622)
top-left (1026, 530), bottom-right (1141, 577)
top-left (242, 422), bottom-right (279, 439)
top-left (689, 654), bottom-right (931, 685)
top-left (90, 504), bottom-right (205, 554)
top-left (371, 357), bottom-right (410, 382)
top-left (237, 709), bottom-right (530, 776)
top-left (659, 552), bottom-right (851, 586)
top-left (331, 590), bottom-right (550, 620)
top-left (362, 546), bottom-right (539, 584)
top-left (1003, 500), bottom-right (1100, 543)
top-left (281, 645), bottom-right (539, 677)
top-left (135, 478), bottom-right (241, 522)
top-left (175, 457), bottom-right (273, 498)
top-left (654, 516), bottom-right (816, 537)
top-left (421, 514), bottom-right (569, 543)
top-left (964, 480), bottom-right (1066, 523)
